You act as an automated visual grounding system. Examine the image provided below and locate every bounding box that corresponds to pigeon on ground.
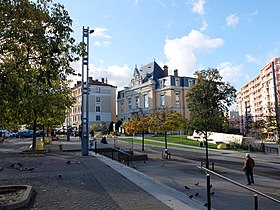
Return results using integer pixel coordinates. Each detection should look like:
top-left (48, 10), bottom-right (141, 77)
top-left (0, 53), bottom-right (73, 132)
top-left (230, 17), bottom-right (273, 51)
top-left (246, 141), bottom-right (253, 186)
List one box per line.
top-left (66, 160), bottom-right (71, 164)
top-left (184, 185), bottom-right (190, 190)
top-left (195, 192), bottom-right (199, 196)
top-left (10, 163), bottom-right (23, 169)
top-left (58, 173), bottom-right (63, 178)
top-left (189, 195), bottom-right (193, 199)
top-left (195, 182), bottom-right (199, 186)
top-left (210, 191), bottom-right (215, 196)
top-left (25, 167), bottom-right (35, 171)
top-left (204, 203), bottom-right (208, 207)
top-left (0, 167), bottom-right (3, 171)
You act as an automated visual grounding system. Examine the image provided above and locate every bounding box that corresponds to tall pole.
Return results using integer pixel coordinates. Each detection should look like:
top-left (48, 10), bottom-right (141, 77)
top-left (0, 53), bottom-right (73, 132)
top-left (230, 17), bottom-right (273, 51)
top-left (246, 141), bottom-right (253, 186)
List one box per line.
top-left (81, 26), bottom-right (86, 155)
top-left (272, 61), bottom-right (280, 142)
top-left (81, 27), bottom-right (94, 156)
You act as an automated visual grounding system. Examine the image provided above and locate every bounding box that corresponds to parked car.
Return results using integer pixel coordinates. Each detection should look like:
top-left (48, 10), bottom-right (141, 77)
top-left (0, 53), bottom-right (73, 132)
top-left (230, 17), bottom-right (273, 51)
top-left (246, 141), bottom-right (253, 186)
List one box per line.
top-left (0, 130), bottom-right (13, 138)
top-left (16, 130), bottom-right (33, 138)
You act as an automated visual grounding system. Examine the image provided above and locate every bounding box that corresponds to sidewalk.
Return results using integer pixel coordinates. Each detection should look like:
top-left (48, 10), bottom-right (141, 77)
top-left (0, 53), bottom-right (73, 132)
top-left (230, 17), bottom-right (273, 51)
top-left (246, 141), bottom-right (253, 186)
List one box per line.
top-left (0, 138), bottom-right (205, 210)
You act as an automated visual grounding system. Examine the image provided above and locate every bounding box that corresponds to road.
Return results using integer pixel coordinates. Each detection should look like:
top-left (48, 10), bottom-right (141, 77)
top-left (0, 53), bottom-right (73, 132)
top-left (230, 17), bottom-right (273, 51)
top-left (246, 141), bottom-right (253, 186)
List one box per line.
top-left (112, 138), bottom-right (280, 210)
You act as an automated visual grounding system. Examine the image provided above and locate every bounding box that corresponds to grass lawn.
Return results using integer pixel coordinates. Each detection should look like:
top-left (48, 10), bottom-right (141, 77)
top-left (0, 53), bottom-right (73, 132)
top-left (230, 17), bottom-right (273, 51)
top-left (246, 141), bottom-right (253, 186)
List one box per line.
top-left (118, 135), bottom-right (247, 151)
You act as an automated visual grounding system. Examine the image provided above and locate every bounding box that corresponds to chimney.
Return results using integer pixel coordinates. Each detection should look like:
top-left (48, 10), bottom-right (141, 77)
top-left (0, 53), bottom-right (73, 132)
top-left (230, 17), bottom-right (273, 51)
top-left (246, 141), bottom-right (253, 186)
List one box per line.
top-left (163, 65), bottom-right (168, 77)
top-left (105, 78), bottom-right (108, 84)
top-left (174, 69), bottom-right (178, 77)
top-left (101, 78), bottom-right (104, 83)
top-left (88, 77), bottom-right (93, 82)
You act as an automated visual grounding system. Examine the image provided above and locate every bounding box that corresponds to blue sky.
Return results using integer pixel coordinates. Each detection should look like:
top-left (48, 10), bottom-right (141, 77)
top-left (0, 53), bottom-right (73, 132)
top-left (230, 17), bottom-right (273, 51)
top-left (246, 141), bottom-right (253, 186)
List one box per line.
top-left (55, 0), bottom-right (280, 93)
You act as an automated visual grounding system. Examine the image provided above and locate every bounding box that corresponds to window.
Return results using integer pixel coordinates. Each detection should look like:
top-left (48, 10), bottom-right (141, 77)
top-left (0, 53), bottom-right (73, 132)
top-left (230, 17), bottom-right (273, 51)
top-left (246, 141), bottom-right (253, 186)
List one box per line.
top-left (144, 94), bottom-right (149, 108)
top-left (96, 106), bottom-right (101, 112)
top-left (135, 96), bottom-right (140, 110)
top-left (96, 115), bottom-right (101, 121)
top-left (160, 94), bottom-right (165, 107)
top-left (175, 78), bottom-right (180, 86)
top-left (96, 87), bottom-right (101, 93)
top-left (96, 96), bottom-right (101, 103)
top-left (176, 92), bottom-right (180, 106)
top-left (120, 102), bottom-right (124, 113)
top-left (188, 80), bottom-right (193, 87)
top-left (128, 98), bottom-right (132, 111)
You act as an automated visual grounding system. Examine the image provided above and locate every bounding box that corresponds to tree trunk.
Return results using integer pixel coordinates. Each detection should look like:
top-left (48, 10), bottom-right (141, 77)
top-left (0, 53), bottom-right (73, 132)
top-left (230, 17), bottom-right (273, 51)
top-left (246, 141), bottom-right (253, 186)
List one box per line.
top-left (141, 130), bottom-right (144, 151)
top-left (32, 117), bottom-right (37, 151)
top-left (164, 131), bottom-right (167, 149)
top-left (205, 131), bottom-right (209, 169)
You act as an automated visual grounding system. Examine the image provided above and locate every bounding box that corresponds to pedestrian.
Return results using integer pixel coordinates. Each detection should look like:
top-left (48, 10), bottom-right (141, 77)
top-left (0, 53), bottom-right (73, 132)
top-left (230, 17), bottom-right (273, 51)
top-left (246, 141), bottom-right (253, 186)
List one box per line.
top-left (242, 153), bottom-right (255, 185)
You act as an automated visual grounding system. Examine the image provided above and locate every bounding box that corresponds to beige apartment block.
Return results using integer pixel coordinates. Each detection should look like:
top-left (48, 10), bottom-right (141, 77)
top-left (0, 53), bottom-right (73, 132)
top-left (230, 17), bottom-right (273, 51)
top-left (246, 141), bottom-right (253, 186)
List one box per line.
top-left (237, 57), bottom-right (280, 136)
top-left (69, 77), bottom-right (116, 130)
top-left (117, 61), bottom-right (196, 122)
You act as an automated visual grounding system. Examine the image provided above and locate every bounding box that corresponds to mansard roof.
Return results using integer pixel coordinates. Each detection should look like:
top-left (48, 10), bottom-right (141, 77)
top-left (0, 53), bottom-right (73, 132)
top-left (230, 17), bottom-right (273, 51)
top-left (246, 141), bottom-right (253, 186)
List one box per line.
top-left (139, 61), bottom-right (164, 83)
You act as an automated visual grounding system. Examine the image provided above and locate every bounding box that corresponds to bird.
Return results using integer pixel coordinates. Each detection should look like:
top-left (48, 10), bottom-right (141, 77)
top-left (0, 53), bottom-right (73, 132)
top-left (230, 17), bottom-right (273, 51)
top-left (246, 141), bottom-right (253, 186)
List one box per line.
top-left (58, 173), bottom-right (63, 178)
top-left (10, 163), bottom-right (23, 169)
top-left (0, 167), bottom-right (3, 171)
top-left (184, 185), bottom-right (190, 190)
top-left (210, 191), bottom-right (215, 196)
top-left (66, 160), bottom-right (71, 164)
top-left (195, 192), bottom-right (199, 196)
top-left (210, 184), bottom-right (212, 188)
top-left (189, 195), bottom-right (193, 199)
top-left (25, 167), bottom-right (35, 171)
top-left (76, 161), bottom-right (80, 164)
top-left (195, 182), bottom-right (199, 186)
top-left (204, 203), bottom-right (208, 207)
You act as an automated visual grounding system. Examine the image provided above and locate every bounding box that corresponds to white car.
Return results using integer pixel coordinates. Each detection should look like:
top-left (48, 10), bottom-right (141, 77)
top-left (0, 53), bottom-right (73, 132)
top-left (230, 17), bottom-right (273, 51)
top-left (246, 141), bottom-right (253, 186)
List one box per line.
top-left (0, 130), bottom-right (13, 138)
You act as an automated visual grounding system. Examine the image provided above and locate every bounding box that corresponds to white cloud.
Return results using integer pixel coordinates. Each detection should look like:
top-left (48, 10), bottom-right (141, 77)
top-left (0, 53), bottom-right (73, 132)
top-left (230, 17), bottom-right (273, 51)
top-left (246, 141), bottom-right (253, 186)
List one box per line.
top-left (68, 61), bottom-right (132, 92)
top-left (163, 30), bottom-right (224, 76)
top-left (245, 10), bottom-right (258, 23)
top-left (226, 14), bottom-right (240, 27)
top-left (93, 41), bottom-right (101, 46)
top-left (89, 64), bottom-right (132, 91)
top-left (165, 19), bottom-right (173, 28)
top-left (200, 18), bottom-right (208, 32)
top-left (217, 61), bottom-right (243, 86)
top-left (246, 54), bottom-right (257, 63)
top-left (93, 41), bottom-right (110, 47)
top-left (192, 0), bottom-right (206, 16)
top-left (93, 27), bottom-right (111, 39)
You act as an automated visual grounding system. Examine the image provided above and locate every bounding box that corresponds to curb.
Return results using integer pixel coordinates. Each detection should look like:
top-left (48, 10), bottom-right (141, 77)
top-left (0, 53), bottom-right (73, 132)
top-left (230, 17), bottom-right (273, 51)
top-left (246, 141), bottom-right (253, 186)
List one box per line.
top-left (0, 185), bottom-right (33, 210)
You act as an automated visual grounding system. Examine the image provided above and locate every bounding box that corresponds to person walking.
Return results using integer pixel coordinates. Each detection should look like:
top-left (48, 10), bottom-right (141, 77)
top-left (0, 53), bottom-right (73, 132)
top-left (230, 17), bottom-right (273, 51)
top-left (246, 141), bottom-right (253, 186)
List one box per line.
top-left (242, 153), bottom-right (255, 185)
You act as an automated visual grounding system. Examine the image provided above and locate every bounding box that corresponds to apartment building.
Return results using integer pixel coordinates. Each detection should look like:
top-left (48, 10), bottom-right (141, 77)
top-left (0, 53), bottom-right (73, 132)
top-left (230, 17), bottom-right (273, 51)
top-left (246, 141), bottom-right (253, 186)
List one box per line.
top-left (70, 77), bottom-right (117, 130)
top-left (237, 57), bottom-right (280, 135)
top-left (117, 61), bottom-right (196, 122)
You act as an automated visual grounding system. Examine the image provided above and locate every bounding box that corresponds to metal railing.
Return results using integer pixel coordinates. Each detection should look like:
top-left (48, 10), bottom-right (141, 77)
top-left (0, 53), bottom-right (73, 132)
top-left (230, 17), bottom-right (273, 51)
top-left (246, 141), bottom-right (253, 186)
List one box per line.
top-left (198, 165), bottom-right (280, 210)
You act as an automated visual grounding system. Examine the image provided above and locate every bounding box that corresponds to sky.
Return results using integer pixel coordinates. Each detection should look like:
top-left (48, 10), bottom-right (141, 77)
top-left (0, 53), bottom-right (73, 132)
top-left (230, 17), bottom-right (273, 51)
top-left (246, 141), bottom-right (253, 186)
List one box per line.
top-left (54, 0), bottom-right (280, 95)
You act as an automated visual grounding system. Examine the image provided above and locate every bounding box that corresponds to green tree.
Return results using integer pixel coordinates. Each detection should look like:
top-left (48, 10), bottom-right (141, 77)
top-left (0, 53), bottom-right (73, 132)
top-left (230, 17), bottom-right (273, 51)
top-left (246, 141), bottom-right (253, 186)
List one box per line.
top-left (123, 114), bottom-right (150, 151)
top-left (0, 0), bottom-right (83, 150)
top-left (149, 109), bottom-right (184, 149)
top-left (186, 68), bottom-right (236, 168)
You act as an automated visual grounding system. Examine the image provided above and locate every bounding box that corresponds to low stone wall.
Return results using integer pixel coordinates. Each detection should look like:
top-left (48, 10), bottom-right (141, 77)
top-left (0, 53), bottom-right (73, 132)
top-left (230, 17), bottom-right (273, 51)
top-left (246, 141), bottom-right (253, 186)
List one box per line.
top-left (191, 131), bottom-right (243, 144)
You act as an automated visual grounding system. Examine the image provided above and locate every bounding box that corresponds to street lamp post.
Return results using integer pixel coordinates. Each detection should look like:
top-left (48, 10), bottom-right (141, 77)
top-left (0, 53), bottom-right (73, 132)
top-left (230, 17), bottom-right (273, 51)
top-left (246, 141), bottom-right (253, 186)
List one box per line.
top-left (81, 26), bottom-right (94, 156)
top-left (272, 61), bottom-right (280, 142)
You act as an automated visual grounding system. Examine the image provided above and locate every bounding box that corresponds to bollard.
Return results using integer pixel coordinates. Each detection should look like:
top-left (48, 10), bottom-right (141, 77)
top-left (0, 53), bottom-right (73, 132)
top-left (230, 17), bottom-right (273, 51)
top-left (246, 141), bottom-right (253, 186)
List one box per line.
top-left (206, 173), bottom-right (211, 210)
top-left (211, 162), bottom-right (214, 171)
top-left (254, 194), bottom-right (258, 210)
top-left (95, 141), bottom-right (97, 155)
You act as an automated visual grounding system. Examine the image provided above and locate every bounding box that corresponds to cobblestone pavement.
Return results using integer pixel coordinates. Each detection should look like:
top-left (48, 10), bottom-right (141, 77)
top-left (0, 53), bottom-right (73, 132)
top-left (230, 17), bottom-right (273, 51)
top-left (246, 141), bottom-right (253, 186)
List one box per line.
top-left (0, 139), bottom-right (176, 210)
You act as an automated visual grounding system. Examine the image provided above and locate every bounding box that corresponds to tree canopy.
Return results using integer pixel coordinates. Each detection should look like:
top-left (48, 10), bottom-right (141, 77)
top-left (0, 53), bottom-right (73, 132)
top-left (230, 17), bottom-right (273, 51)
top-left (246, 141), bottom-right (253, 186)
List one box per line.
top-left (186, 68), bottom-right (236, 168)
top-left (186, 68), bottom-right (236, 134)
top-left (0, 0), bottom-right (83, 149)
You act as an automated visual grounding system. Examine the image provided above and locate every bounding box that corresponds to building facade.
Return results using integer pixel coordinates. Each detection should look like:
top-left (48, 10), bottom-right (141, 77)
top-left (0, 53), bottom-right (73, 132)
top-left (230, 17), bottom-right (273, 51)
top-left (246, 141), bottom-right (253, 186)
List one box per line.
top-left (117, 61), bottom-right (196, 122)
top-left (69, 77), bottom-right (117, 131)
top-left (237, 57), bottom-right (280, 136)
